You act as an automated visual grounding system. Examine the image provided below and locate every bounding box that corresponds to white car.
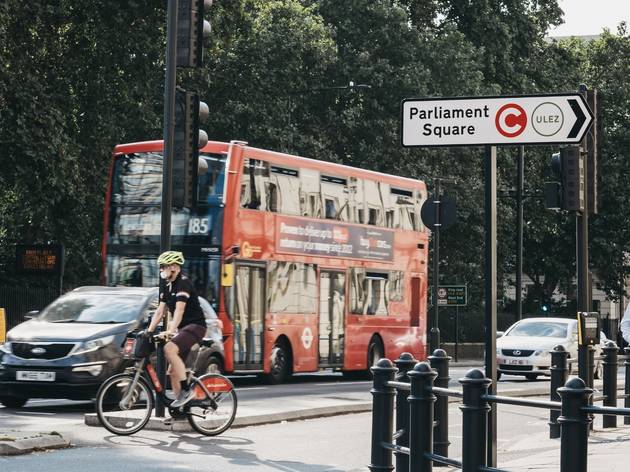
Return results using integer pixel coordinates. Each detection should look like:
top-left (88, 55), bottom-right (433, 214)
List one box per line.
top-left (496, 317), bottom-right (605, 381)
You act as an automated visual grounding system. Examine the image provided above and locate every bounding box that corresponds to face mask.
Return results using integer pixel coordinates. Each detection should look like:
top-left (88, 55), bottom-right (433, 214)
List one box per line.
top-left (160, 270), bottom-right (168, 280)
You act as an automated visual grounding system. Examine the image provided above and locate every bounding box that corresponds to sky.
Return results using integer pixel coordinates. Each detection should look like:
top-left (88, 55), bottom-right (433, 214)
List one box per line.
top-left (549, 0), bottom-right (629, 37)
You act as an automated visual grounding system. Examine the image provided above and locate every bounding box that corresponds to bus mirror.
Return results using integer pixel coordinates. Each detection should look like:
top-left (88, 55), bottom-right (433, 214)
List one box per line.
top-left (221, 263), bottom-right (234, 287)
top-left (198, 157), bottom-right (208, 176)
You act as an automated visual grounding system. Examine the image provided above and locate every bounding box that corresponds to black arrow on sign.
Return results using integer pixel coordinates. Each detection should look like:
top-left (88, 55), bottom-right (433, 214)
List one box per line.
top-left (567, 98), bottom-right (586, 139)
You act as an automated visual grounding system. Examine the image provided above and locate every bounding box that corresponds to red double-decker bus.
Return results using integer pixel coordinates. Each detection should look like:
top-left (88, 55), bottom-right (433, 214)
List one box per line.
top-left (102, 140), bottom-right (429, 382)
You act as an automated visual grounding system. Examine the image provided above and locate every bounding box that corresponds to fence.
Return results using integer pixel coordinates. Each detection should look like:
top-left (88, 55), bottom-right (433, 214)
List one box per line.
top-left (370, 346), bottom-right (630, 472)
top-left (0, 286), bottom-right (59, 330)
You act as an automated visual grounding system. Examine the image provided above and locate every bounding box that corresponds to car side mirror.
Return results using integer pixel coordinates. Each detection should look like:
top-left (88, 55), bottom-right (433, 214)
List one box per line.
top-left (24, 310), bottom-right (39, 320)
top-left (497, 331), bottom-right (504, 339)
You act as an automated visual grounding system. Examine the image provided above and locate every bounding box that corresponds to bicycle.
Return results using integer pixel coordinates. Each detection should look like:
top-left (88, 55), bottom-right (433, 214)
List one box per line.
top-left (95, 332), bottom-right (237, 436)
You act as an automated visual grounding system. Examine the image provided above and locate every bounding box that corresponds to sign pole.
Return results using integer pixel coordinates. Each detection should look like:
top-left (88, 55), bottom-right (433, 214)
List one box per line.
top-left (516, 145), bottom-right (524, 321)
top-left (430, 179), bottom-right (441, 353)
top-left (455, 306), bottom-right (459, 363)
top-left (485, 145), bottom-right (498, 467)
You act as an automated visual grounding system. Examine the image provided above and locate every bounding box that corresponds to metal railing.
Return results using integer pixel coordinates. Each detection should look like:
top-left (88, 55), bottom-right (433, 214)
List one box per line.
top-left (369, 349), bottom-right (630, 472)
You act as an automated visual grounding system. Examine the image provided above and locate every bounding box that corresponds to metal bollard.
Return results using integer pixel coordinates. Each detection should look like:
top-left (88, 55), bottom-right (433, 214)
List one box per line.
top-left (393, 353), bottom-right (416, 472)
top-left (429, 349), bottom-right (451, 463)
top-left (557, 377), bottom-right (593, 472)
top-left (408, 362), bottom-right (438, 472)
top-left (549, 345), bottom-right (569, 438)
top-left (369, 358), bottom-right (397, 472)
top-left (460, 369), bottom-right (492, 472)
top-left (602, 341), bottom-right (618, 428)
top-left (625, 347), bottom-right (630, 425)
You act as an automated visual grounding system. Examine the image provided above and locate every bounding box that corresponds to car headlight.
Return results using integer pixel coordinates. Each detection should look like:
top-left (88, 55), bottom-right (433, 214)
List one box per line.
top-left (0, 342), bottom-right (11, 354)
top-left (73, 335), bottom-right (116, 355)
top-left (533, 349), bottom-right (547, 356)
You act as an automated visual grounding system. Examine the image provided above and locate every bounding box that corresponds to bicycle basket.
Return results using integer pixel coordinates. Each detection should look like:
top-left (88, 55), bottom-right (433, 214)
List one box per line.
top-left (133, 333), bottom-right (155, 358)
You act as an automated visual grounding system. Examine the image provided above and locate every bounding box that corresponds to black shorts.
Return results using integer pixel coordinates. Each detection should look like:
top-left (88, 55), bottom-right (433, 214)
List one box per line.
top-left (171, 324), bottom-right (206, 362)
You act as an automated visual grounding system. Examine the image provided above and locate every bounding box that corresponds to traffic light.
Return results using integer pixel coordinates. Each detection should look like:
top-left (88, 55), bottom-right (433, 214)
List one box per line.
top-left (173, 87), bottom-right (209, 208)
top-left (177, 0), bottom-right (212, 68)
top-left (544, 146), bottom-right (585, 212)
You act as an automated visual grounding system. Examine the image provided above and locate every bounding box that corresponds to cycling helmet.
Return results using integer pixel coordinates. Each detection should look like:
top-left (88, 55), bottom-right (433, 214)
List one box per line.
top-left (157, 251), bottom-right (185, 266)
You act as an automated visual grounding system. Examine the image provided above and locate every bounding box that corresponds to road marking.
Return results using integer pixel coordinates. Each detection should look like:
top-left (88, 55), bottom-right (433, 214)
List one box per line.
top-left (239, 386), bottom-right (267, 390)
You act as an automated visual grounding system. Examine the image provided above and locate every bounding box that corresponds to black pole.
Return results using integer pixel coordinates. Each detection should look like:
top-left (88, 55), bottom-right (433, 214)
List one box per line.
top-left (369, 358), bottom-right (397, 472)
top-left (408, 362), bottom-right (437, 472)
top-left (484, 145), bottom-right (497, 466)
top-left (460, 369), bottom-right (491, 472)
top-left (549, 345), bottom-right (569, 439)
top-left (430, 179), bottom-right (441, 353)
top-left (516, 145), bottom-right (524, 321)
top-left (394, 353), bottom-right (416, 472)
top-left (429, 349), bottom-right (451, 461)
top-left (156, 0), bottom-right (179, 418)
top-left (557, 377), bottom-right (592, 472)
top-left (455, 307), bottom-right (459, 363)
top-left (624, 347), bottom-right (630, 425)
top-left (602, 341), bottom-right (618, 428)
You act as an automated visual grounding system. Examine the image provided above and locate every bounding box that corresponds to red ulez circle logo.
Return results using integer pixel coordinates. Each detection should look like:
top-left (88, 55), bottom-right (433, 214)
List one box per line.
top-left (495, 103), bottom-right (527, 138)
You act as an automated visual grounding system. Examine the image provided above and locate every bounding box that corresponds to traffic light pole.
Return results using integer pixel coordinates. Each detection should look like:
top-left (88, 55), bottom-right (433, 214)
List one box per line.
top-left (156, 0), bottom-right (180, 418)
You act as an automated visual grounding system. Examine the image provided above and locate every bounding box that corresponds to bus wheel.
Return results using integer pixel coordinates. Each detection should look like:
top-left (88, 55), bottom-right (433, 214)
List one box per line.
top-left (266, 341), bottom-right (291, 384)
top-left (368, 337), bottom-right (384, 369)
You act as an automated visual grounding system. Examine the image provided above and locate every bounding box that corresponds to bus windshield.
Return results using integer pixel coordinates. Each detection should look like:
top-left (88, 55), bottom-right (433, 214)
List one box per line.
top-left (104, 151), bottom-right (225, 308)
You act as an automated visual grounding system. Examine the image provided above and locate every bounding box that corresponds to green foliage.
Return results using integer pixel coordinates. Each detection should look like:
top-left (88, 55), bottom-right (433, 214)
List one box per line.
top-left (0, 0), bottom-right (628, 318)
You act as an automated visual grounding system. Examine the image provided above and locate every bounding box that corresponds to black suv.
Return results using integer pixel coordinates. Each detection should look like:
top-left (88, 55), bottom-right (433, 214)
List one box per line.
top-left (0, 286), bottom-right (224, 408)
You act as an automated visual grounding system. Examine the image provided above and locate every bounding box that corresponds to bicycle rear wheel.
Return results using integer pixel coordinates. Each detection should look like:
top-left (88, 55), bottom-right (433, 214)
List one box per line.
top-left (96, 373), bottom-right (154, 435)
top-left (187, 373), bottom-right (237, 436)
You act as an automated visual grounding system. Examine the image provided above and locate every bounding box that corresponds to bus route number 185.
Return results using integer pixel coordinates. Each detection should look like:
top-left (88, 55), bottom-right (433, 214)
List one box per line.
top-left (188, 218), bottom-right (210, 235)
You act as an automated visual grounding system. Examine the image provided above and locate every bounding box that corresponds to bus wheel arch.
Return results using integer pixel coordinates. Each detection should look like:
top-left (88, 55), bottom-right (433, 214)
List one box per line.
top-left (265, 335), bottom-right (293, 384)
top-left (367, 334), bottom-right (385, 369)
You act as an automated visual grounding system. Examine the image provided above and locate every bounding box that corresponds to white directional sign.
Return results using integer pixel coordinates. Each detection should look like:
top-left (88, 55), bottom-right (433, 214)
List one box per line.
top-left (401, 94), bottom-right (593, 147)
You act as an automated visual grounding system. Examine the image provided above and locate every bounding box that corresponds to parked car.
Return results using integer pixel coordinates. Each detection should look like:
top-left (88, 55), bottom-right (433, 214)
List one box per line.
top-left (496, 317), bottom-right (605, 381)
top-left (0, 286), bottom-right (224, 408)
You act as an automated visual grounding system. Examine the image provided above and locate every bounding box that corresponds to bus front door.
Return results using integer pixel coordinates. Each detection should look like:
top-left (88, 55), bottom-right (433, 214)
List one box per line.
top-left (318, 270), bottom-right (345, 366)
top-left (233, 264), bottom-right (266, 369)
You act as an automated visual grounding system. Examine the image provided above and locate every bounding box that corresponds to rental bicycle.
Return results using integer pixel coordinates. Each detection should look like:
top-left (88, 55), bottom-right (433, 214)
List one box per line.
top-left (95, 332), bottom-right (237, 436)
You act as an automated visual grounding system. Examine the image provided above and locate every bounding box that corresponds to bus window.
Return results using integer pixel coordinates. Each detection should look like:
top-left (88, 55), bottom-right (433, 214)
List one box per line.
top-left (391, 187), bottom-right (415, 230)
top-left (270, 166), bottom-right (300, 215)
top-left (415, 189), bottom-right (427, 231)
top-left (240, 158), bottom-right (271, 210)
top-left (197, 154), bottom-right (226, 205)
top-left (350, 177), bottom-right (365, 224)
top-left (299, 168), bottom-right (321, 218)
top-left (364, 179), bottom-right (384, 226)
top-left (321, 175), bottom-right (349, 221)
top-left (388, 271), bottom-right (405, 302)
top-left (267, 262), bottom-right (317, 314)
top-left (350, 268), bottom-right (390, 316)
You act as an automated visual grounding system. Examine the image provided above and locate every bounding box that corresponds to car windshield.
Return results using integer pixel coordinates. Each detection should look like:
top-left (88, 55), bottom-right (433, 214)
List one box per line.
top-left (38, 293), bottom-right (144, 324)
top-left (508, 322), bottom-right (568, 338)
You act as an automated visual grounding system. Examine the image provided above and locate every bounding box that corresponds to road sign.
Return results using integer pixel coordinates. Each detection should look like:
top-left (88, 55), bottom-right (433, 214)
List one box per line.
top-left (421, 197), bottom-right (457, 230)
top-left (436, 285), bottom-right (467, 306)
top-left (401, 94), bottom-right (593, 147)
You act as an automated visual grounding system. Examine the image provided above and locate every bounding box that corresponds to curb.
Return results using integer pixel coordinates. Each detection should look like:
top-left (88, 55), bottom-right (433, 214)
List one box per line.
top-left (0, 433), bottom-right (70, 456)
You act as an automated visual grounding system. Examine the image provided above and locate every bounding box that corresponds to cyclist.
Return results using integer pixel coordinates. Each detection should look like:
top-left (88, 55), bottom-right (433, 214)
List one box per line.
top-left (147, 251), bottom-right (207, 408)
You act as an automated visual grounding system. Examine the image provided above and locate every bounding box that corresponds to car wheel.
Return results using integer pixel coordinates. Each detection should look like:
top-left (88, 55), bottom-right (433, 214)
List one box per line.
top-left (205, 355), bottom-right (224, 375)
top-left (0, 396), bottom-right (28, 408)
top-left (496, 371), bottom-right (502, 381)
top-left (525, 373), bottom-right (538, 381)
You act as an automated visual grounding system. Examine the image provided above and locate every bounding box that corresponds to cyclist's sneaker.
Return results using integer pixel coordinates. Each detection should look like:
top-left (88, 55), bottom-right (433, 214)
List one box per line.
top-left (171, 387), bottom-right (196, 408)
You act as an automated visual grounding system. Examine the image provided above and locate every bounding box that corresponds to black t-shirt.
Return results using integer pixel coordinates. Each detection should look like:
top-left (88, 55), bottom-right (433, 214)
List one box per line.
top-left (159, 273), bottom-right (206, 328)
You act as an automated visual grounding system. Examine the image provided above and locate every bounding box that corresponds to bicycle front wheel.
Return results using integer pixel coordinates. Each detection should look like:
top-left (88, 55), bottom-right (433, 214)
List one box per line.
top-left (95, 373), bottom-right (154, 435)
top-left (187, 373), bottom-right (237, 436)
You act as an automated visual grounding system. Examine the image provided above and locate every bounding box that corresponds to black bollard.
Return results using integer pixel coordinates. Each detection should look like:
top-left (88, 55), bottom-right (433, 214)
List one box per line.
top-left (394, 353), bottom-right (416, 472)
top-left (557, 377), bottom-right (593, 472)
top-left (460, 369), bottom-right (492, 472)
top-left (549, 345), bottom-right (569, 439)
top-left (429, 349), bottom-right (451, 462)
top-left (408, 362), bottom-right (438, 472)
top-left (369, 358), bottom-right (397, 472)
top-left (602, 341), bottom-right (618, 428)
top-left (625, 347), bottom-right (630, 426)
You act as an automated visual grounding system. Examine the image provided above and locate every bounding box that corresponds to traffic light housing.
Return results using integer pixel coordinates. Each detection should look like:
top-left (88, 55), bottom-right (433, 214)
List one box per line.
top-left (177, 0), bottom-right (212, 68)
top-left (544, 146), bottom-right (585, 212)
top-left (173, 88), bottom-right (209, 208)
